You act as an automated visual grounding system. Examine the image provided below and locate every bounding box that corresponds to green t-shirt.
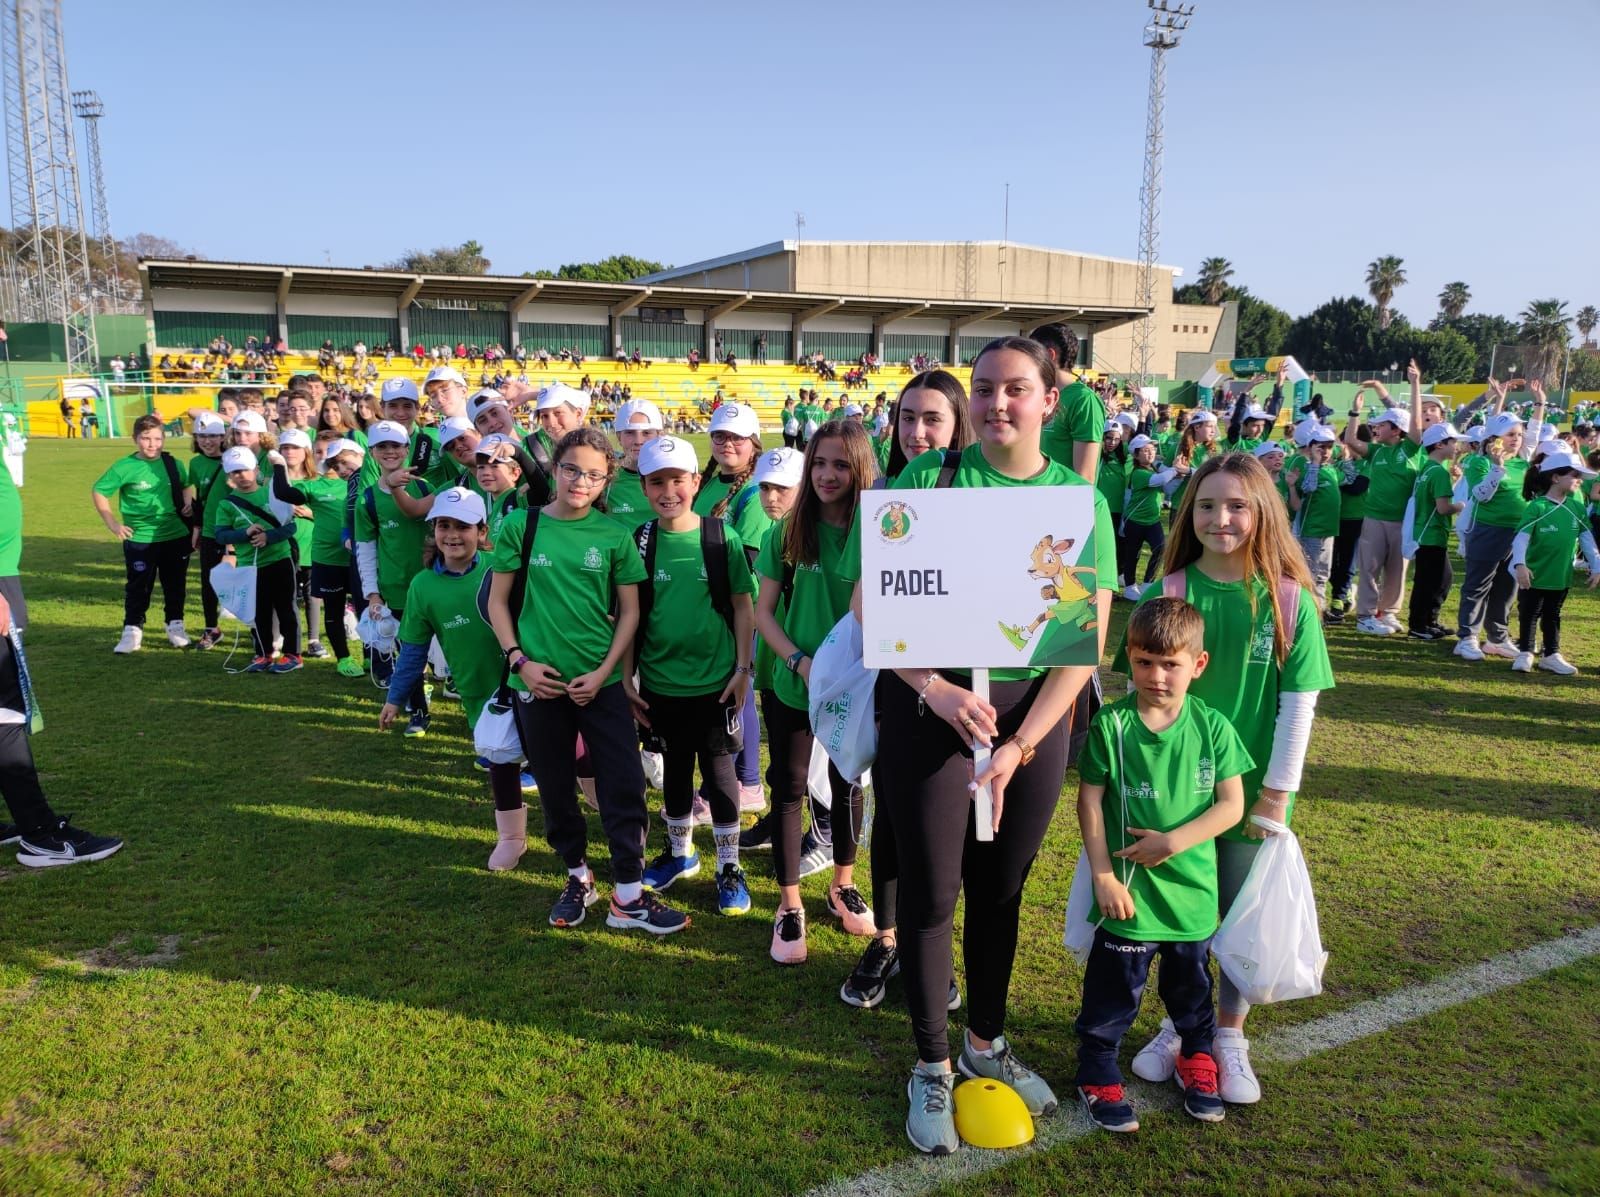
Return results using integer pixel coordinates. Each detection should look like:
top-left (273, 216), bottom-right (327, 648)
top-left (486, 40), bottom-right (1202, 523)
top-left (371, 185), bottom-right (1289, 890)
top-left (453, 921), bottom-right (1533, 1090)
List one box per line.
top-left (399, 556), bottom-right (501, 725)
top-left (692, 471), bottom-right (741, 518)
top-left (93, 454), bottom-right (189, 543)
top-left (1040, 381), bottom-right (1106, 480)
top-left (1223, 436), bottom-right (1262, 455)
top-left (486, 489), bottom-right (520, 543)
top-left (1464, 454), bottom-right (1530, 528)
top-left (1410, 460), bottom-right (1455, 549)
top-left (1078, 694), bottom-right (1255, 942)
top-left (0, 463), bottom-right (21, 576)
top-left (1124, 465), bottom-right (1162, 525)
top-left (1362, 441), bottom-right (1423, 522)
top-left (292, 475), bottom-right (353, 567)
top-left (604, 468), bottom-right (653, 532)
top-left (1096, 454), bottom-right (1127, 515)
top-left (1116, 567), bottom-right (1335, 842)
top-left (727, 482), bottom-right (772, 551)
top-left (218, 492), bottom-right (292, 568)
top-left (638, 523), bottom-right (758, 697)
top-left (491, 505), bottom-right (647, 689)
top-left (752, 523), bottom-right (783, 692)
top-left (1169, 442), bottom-right (1216, 507)
top-left (755, 516), bottom-right (860, 712)
top-left (1338, 455), bottom-right (1369, 521)
top-left (892, 443), bottom-right (1118, 682)
top-left (1293, 464), bottom-right (1342, 539)
top-left (1515, 497), bottom-right (1590, 590)
top-left (354, 481), bottom-right (433, 608)
top-left (189, 453), bottom-right (226, 538)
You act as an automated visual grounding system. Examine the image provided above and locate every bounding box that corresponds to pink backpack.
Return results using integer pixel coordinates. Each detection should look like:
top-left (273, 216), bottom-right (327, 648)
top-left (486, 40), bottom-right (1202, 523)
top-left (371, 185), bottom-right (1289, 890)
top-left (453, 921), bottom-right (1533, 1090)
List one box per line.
top-left (1161, 568), bottom-right (1302, 658)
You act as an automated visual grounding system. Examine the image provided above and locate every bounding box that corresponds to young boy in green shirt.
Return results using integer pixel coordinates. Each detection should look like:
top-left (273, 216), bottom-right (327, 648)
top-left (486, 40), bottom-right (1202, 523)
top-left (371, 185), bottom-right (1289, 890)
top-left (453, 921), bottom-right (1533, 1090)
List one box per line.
top-left (1075, 597), bottom-right (1251, 1132)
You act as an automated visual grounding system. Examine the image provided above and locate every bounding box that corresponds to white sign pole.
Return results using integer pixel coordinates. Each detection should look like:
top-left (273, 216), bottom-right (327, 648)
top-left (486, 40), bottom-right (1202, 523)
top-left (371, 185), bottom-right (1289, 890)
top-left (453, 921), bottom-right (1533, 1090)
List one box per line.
top-left (970, 667), bottom-right (994, 842)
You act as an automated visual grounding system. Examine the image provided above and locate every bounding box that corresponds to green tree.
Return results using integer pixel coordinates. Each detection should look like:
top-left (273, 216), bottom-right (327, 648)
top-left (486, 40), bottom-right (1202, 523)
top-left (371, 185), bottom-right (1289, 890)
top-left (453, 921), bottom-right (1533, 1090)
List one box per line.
top-left (1576, 304), bottom-right (1598, 347)
top-left (531, 255), bottom-right (667, 283)
top-left (1518, 298), bottom-right (1572, 385)
top-left (1284, 295), bottom-right (1381, 370)
top-left (1365, 255), bottom-right (1407, 329)
top-left (1429, 312), bottom-right (1521, 381)
top-left (386, 240), bottom-right (490, 274)
top-left (1196, 257), bottom-right (1235, 305)
top-left (1436, 281), bottom-right (1471, 322)
top-left (1380, 324), bottom-right (1476, 384)
top-left (1565, 349), bottom-right (1600, 392)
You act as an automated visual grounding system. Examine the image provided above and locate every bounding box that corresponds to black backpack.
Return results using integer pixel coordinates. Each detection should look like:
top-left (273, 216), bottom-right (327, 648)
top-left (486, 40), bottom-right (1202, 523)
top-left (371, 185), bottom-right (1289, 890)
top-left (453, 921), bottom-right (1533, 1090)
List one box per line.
top-left (633, 517), bottom-right (735, 655)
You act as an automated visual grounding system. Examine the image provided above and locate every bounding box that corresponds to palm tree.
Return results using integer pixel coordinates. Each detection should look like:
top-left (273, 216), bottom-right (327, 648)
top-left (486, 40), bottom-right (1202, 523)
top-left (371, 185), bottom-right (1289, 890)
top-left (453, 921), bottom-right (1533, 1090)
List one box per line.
top-left (1577, 304), bottom-right (1598, 348)
top-left (1518, 299), bottom-right (1572, 385)
top-left (1365, 256), bottom-right (1407, 329)
top-left (1196, 257), bottom-right (1235, 306)
top-left (1437, 281), bottom-right (1470, 322)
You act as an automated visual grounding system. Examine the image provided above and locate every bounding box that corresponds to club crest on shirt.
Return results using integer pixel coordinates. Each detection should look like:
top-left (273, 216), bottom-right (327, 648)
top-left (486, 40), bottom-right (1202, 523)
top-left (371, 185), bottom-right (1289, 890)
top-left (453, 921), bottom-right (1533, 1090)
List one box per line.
top-left (1196, 757), bottom-right (1215, 790)
top-left (582, 546), bottom-right (603, 571)
top-left (1250, 618), bottom-right (1275, 663)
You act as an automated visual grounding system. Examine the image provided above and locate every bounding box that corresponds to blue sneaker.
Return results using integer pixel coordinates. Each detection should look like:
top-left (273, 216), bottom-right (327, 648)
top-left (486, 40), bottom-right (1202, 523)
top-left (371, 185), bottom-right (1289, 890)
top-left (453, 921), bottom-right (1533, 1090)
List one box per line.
top-left (643, 850), bottom-right (700, 891)
top-left (474, 756), bottom-right (491, 772)
top-left (716, 863), bottom-right (751, 915)
top-left (519, 771), bottom-right (538, 793)
top-left (606, 890), bottom-right (690, 935)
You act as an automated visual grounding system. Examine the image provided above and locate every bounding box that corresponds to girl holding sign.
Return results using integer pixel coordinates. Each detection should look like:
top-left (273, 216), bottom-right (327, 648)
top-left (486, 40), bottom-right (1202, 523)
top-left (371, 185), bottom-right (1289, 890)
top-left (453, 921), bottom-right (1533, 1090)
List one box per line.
top-left (1116, 452), bottom-right (1333, 1108)
top-left (870, 337), bottom-right (1116, 1155)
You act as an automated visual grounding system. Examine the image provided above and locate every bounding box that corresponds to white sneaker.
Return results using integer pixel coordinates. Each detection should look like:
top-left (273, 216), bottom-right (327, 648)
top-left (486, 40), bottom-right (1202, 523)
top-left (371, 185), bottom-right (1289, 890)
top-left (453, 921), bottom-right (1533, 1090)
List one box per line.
top-left (1215, 1027), bottom-right (1261, 1104)
top-left (1482, 639), bottom-right (1519, 660)
top-left (640, 749), bottom-right (664, 791)
top-left (272, 633), bottom-right (284, 654)
top-left (1130, 1017), bottom-right (1181, 1083)
top-left (1453, 635), bottom-right (1484, 661)
top-left (1539, 652), bottom-right (1578, 676)
top-left (1511, 651), bottom-right (1534, 673)
top-left (112, 625), bottom-right (142, 654)
top-left (1355, 617), bottom-right (1394, 636)
top-left (343, 607), bottom-right (361, 645)
top-left (165, 619), bottom-right (191, 649)
top-left (1378, 612), bottom-right (1403, 632)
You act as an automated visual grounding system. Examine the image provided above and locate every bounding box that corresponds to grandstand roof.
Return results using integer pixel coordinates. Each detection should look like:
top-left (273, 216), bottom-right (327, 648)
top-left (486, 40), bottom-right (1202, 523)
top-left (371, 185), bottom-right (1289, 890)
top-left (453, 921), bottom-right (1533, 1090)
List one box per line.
top-left (140, 258), bottom-right (1149, 327)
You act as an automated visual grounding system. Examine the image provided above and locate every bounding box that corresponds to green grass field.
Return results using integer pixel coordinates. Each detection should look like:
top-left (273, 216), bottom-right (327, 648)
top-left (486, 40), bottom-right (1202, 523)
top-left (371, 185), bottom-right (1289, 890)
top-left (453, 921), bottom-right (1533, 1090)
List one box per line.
top-left (1, 439), bottom-right (1597, 1196)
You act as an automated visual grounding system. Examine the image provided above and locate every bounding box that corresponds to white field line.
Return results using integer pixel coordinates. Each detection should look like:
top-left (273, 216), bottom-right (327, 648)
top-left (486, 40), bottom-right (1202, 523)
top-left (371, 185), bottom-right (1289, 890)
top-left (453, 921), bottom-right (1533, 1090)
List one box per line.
top-left (803, 925), bottom-right (1600, 1197)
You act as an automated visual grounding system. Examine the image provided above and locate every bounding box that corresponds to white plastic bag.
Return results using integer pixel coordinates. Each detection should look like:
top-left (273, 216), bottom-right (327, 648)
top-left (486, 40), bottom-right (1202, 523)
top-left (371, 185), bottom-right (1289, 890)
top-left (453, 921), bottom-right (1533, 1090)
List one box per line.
top-left (1452, 474), bottom-right (1476, 538)
top-left (209, 560), bottom-right (257, 625)
top-left (808, 612), bottom-right (878, 782)
top-left (473, 694), bottom-right (523, 765)
top-left (1212, 816), bottom-right (1329, 1005)
top-left (1400, 495), bottom-right (1420, 561)
top-left (1061, 849), bottom-right (1097, 965)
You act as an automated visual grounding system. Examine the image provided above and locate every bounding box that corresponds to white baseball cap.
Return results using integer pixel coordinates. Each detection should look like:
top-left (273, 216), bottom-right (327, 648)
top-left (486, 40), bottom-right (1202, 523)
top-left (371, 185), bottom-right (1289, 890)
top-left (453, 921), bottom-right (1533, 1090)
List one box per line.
top-left (423, 366), bottom-right (467, 390)
top-left (1464, 426), bottom-right (1489, 444)
top-left (1538, 449), bottom-right (1596, 477)
top-left (381, 377), bottom-right (420, 404)
top-left (427, 485), bottom-right (488, 524)
top-left (1419, 393), bottom-right (1447, 411)
top-left (752, 447), bottom-right (804, 489)
top-left (277, 427), bottom-right (312, 451)
top-left (1187, 409), bottom-right (1217, 425)
top-left (1538, 422), bottom-right (1559, 443)
top-left (194, 412), bottom-right (227, 436)
top-left (232, 411), bottom-right (267, 434)
top-left (1374, 407), bottom-right (1411, 432)
top-left (843, 403), bottom-right (864, 417)
top-left (1420, 422), bottom-right (1460, 448)
top-left (615, 398), bottom-right (664, 430)
top-left (1113, 411), bottom-right (1139, 430)
top-left (1307, 425), bottom-right (1338, 444)
top-left (467, 388), bottom-right (509, 422)
top-left (323, 437), bottom-right (365, 461)
top-left (710, 402), bottom-right (760, 438)
top-left (638, 436), bottom-right (700, 475)
top-left (1127, 434), bottom-right (1154, 451)
top-left (1243, 404), bottom-right (1271, 422)
top-left (1252, 440), bottom-right (1285, 458)
top-left (366, 420), bottom-right (410, 447)
top-left (439, 416), bottom-right (477, 445)
top-left (537, 383), bottom-right (590, 412)
top-left (221, 446), bottom-right (256, 473)
top-left (1485, 412), bottom-right (1523, 438)
top-left (1102, 419), bottom-right (1121, 435)
top-left (1292, 418), bottom-right (1319, 447)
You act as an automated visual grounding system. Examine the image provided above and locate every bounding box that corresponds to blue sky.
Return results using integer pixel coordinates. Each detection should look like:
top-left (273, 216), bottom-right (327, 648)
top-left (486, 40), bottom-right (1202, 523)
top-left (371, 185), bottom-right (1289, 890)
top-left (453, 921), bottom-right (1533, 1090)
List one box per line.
top-left (61, 0), bottom-right (1599, 327)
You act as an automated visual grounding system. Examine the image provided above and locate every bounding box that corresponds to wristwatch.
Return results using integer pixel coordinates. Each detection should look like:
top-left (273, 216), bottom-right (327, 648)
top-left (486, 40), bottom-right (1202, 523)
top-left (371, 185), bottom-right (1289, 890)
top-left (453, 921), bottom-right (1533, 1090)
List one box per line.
top-left (1002, 734), bottom-right (1036, 766)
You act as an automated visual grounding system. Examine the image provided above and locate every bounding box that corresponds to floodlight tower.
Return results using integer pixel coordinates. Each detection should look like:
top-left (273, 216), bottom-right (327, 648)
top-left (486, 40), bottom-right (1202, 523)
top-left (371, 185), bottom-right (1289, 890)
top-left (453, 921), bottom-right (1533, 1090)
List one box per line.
top-left (1, 0), bottom-right (98, 369)
top-left (72, 88), bottom-right (122, 310)
top-left (1131, 0), bottom-right (1193, 389)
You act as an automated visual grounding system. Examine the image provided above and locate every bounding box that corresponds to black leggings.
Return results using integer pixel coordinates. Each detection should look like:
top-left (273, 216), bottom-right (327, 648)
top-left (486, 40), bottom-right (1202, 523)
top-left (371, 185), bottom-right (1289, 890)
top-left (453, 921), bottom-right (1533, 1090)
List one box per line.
top-left (122, 535), bottom-right (191, 628)
top-left (310, 563), bottom-right (350, 659)
top-left (876, 671), bottom-right (1070, 1063)
top-left (643, 687), bottom-right (739, 827)
top-left (870, 789), bottom-right (900, 933)
top-left (761, 690), bottom-right (861, 888)
top-left (1118, 519), bottom-right (1166, 586)
top-left (0, 632), bottom-right (54, 835)
top-left (252, 558), bottom-right (299, 658)
top-left (198, 537), bottom-right (225, 629)
top-left (1329, 516), bottom-right (1363, 602)
top-left (1516, 587), bottom-right (1568, 655)
top-left (1408, 544), bottom-right (1454, 630)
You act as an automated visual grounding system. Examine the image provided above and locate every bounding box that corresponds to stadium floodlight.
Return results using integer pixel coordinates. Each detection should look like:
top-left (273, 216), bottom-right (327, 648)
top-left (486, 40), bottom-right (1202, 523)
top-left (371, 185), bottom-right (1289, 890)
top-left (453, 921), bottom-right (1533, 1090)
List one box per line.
top-left (71, 88), bottom-right (127, 312)
top-left (1131, 0), bottom-right (1194, 389)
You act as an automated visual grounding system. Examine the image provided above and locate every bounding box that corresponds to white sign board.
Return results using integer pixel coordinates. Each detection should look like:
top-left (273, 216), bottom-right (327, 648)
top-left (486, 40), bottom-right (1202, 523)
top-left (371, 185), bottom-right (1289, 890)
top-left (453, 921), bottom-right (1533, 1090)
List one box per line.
top-left (860, 486), bottom-right (1102, 671)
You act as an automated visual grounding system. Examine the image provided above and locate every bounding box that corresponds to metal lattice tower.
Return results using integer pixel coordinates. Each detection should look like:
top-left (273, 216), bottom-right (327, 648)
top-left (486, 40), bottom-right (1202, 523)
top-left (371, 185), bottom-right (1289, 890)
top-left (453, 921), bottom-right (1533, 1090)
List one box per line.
top-left (1131, 0), bottom-right (1192, 388)
top-left (1, 0), bottom-right (98, 368)
top-left (72, 88), bottom-right (122, 311)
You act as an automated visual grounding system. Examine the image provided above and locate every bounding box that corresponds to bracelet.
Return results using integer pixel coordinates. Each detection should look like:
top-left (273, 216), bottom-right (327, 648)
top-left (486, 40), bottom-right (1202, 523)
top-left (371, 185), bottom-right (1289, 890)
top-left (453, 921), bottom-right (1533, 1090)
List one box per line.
top-left (503, 644), bottom-right (521, 658)
top-left (508, 653), bottom-right (530, 673)
top-left (786, 650), bottom-right (805, 673)
top-left (736, 664), bottom-right (754, 676)
top-left (916, 670), bottom-right (942, 716)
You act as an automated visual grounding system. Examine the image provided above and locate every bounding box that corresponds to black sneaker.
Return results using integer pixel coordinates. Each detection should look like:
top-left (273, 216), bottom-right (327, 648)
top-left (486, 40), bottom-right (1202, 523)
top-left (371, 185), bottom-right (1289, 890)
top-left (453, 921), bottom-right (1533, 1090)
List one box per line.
top-left (549, 872), bottom-right (598, 927)
top-left (606, 889), bottom-right (690, 935)
top-left (1407, 625), bottom-right (1444, 641)
top-left (739, 812), bottom-right (772, 851)
top-left (1322, 607), bottom-right (1346, 626)
top-left (1078, 1083), bottom-right (1139, 1133)
top-left (796, 828), bottom-right (831, 878)
top-left (16, 817), bottom-right (124, 869)
top-left (840, 937), bottom-right (900, 1008)
top-left (0, 822), bottom-right (20, 845)
top-left (404, 710), bottom-right (430, 738)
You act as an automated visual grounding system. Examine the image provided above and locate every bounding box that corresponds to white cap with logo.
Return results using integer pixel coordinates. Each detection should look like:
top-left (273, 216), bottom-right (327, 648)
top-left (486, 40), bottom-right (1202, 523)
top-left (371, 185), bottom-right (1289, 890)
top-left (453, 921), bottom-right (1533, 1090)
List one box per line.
top-left (423, 366), bottom-right (467, 390)
top-left (439, 416), bottom-right (477, 445)
top-left (323, 437), bottom-right (365, 462)
top-left (232, 411), bottom-right (267, 434)
top-left (221, 446), bottom-right (257, 473)
top-left (194, 412), bottom-right (227, 436)
top-left (1252, 440), bottom-right (1285, 458)
top-left (536, 383), bottom-right (591, 412)
top-left (1538, 449), bottom-right (1596, 477)
top-left (1374, 407), bottom-right (1412, 432)
top-left (427, 485), bottom-right (488, 524)
top-left (381, 377), bottom-right (420, 404)
top-left (467, 389), bottom-right (508, 421)
top-left (709, 402), bottom-right (760, 438)
top-left (638, 436), bottom-right (700, 476)
top-left (615, 398), bottom-right (664, 430)
top-left (1127, 434), bottom-right (1154, 451)
top-left (277, 428), bottom-right (312, 451)
top-left (1485, 411), bottom-right (1523, 438)
top-left (366, 419), bottom-right (410, 447)
top-left (1420, 422), bottom-right (1460, 448)
top-left (752, 447), bottom-right (804, 489)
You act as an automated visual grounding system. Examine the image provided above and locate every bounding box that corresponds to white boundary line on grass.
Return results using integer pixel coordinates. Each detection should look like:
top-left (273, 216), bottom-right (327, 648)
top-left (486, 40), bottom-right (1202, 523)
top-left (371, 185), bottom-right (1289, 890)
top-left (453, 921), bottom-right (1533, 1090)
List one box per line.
top-left (804, 926), bottom-right (1600, 1197)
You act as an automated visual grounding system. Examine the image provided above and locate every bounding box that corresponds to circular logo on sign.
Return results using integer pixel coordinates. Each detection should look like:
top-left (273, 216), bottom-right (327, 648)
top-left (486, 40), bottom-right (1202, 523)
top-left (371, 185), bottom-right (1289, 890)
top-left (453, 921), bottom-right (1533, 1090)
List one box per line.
top-left (876, 501), bottom-right (915, 543)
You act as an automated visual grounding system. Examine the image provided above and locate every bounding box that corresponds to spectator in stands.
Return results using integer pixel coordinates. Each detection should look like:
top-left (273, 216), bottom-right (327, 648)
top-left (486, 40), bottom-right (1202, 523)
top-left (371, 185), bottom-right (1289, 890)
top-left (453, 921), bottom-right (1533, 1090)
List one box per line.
top-left (318, 340), bottom-right (335, 373)
top-left (353, 340), bottom-right (368, 364)
top-left (59, 396), bottom-right (75, 438)
top-left (571, 347), bottom-right (585, 368)
top-left (413, 343), bottom-right (426, 366)
top-left (536, 347), bottom-right (551, 366)
top-left (615, 344), bottom-right (629, 367)
top-left (454, 343), bottom-right (467, 360)
top-left (725, 350), bottom-right (739, 372)
top-left (381, 342), bottom-right (395, 366)
top-left (688, 347), bottom-right (700, 371)
top-left (713, 334), bottom-right (724, 361)
top-left (631, 348), bottom-right (650, 370)
top-left (110, 356), bottom-right (126, 382)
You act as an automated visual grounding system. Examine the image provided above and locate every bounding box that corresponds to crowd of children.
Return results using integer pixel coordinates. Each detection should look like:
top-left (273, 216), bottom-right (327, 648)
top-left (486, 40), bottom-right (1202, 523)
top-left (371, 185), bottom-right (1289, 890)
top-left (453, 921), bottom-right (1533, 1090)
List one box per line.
top-left (71, 328), bottom-right (1599, 1156)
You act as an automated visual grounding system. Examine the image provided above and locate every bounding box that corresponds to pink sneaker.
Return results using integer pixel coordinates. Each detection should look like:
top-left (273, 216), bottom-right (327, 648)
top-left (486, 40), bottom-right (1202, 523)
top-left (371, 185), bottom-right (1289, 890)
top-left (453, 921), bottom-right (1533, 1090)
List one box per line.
top-left (826, 884), bottom-right (878, 936)
top-left (487, 805), bottom-right (527, 872)
top-left (691, 795), bottom-right (713, 826)
top-left (770, 907), bottom-right (807, 964)
top-left (739, 783), bottom-right (766, 813)
top-left (577, 776), bottom-right (598, 811)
